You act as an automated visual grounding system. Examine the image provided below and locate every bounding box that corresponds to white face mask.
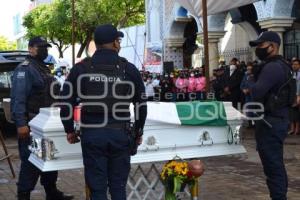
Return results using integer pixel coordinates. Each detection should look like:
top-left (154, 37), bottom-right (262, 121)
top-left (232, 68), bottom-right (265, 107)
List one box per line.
top-left (230, 65), bottom-right (236, 71)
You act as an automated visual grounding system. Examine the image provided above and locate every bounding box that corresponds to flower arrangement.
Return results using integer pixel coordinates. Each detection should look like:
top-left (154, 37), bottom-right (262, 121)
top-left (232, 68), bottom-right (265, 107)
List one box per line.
top-left (160, 159), bottom-right (204, 200)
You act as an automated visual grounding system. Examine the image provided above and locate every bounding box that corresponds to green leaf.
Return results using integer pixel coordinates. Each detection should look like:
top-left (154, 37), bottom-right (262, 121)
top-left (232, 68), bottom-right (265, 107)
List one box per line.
top-left (23, 0), bottom-right (145, 58)
top-left (0, 35), bottom-right (16, 51)
top-left (173, 176), bottom-right (183, 194)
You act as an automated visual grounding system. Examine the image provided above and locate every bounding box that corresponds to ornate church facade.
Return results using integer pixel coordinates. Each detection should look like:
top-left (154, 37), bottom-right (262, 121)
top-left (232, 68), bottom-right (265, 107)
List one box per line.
top-left (145, 0), bottom-right (300, 74)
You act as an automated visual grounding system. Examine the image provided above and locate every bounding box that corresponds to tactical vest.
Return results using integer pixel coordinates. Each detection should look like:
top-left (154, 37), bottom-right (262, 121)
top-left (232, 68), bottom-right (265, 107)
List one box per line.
top-left (26, 59), bottom-right (58, 115)
top-left (263, 57), bottom-right (296, 113)
top-left (80, 58), bottom-right (132, 117)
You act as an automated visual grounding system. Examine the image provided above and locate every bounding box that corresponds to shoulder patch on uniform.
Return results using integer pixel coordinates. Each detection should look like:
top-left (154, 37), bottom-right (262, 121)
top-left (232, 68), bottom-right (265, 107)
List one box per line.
top-left (17, 71), bottom-right (26, 79)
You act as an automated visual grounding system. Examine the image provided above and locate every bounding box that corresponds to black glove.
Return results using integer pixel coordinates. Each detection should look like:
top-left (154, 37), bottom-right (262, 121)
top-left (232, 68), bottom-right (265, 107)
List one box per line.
top-left (128, 123), bottom-right (143, 156)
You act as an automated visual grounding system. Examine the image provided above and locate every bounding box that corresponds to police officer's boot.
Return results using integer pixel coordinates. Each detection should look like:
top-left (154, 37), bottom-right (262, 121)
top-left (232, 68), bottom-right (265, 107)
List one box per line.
top-left (17, 192), bottom-right (30, 200)
top-left (45, 188), bottom-right (74, 200)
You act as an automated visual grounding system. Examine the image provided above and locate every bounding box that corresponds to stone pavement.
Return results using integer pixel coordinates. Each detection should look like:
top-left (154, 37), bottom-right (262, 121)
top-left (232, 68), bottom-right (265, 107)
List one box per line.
top-left (0, 127), bottom-right (299, 200)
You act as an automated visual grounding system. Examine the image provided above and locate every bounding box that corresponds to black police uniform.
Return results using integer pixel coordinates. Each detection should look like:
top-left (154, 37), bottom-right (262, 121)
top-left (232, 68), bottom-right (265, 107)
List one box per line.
top-left (250, 32), bottom-right (294, 200)
top-left (60, 26), bottom-right (147, 199)
top-left (11, 39), bottom-right (73, 200)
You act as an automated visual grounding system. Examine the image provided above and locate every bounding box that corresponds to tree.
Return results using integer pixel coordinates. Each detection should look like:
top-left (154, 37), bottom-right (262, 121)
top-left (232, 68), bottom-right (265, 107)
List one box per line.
top-left (110, 0), bottom-right (145, 28)
top-left (23, 1), bottom-right (72, 58)
top-left (74, 0), bottom-right (145, 58)
top-left (23, 0), bottom-right (145, 58)
top-left (0, 36), bottom-right (17, 51)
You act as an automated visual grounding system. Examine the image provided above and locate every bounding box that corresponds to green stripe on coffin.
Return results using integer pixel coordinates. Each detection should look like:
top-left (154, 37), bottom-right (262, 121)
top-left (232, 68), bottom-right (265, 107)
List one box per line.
top-left (176, 101), bottom-right (228, 126)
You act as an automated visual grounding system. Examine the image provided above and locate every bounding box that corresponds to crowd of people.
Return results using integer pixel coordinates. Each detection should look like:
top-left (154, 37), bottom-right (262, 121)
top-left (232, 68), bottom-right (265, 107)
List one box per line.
top-left (140, 67), bottom-right (207, 102)
top-left (140, 58), bottom-right (252, 106)
top-left (10, 28), bottom-right (297, 200)
top-left (141, 56), bottom-right (300, 133)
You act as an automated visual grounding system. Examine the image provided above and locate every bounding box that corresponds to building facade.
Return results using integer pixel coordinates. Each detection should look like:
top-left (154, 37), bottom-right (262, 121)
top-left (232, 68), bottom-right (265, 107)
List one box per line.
top-left (146, 0), bottom-right (300, 74)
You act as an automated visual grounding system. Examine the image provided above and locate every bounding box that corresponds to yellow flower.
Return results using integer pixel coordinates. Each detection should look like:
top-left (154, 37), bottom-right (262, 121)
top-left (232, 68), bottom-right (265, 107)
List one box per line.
top-left (182, 168), bottom-right (188, 175)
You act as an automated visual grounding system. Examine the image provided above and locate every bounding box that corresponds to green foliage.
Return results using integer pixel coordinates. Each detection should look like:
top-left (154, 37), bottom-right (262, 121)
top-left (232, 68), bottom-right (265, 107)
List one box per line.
top-left (23, 0), bottom-right (145, 58)
top-left (23, 1), bottom-right (72, 57)
top-left (109, 0), bottom-right (145, 28)
top-left (0, 36), bottom-right (17, 51)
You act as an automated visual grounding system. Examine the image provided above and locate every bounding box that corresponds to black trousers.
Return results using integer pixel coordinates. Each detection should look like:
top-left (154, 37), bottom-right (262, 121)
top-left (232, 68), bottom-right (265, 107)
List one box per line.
top-left (17, 137), bottom-right (58, 193)
top-left (255, 116), bottom-right (289, 200)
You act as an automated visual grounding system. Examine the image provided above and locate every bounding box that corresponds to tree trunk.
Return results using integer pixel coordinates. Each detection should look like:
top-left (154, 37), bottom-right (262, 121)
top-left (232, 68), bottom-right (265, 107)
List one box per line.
top-left (76, 34), bottom-right (92, 58)
top-left (58, 47), bottom-right (64, 58)
top-left (51, 39), bottom-right (64, 58)
top-left (118, 15), bottom-right (129, 28)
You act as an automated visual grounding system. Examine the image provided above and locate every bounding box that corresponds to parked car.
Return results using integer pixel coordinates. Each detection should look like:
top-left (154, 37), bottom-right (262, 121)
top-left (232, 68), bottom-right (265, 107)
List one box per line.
top-left (0, 51), bottom-right (29, 135)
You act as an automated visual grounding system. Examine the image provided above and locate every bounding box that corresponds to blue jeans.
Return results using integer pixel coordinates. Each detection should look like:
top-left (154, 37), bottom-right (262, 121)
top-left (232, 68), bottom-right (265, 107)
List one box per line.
top-left (81, 127), bottom-right (131, 200)
top-left (17, 137), bottom-right (58, 193)
top-left (255, 116), bottom-right (289, 200)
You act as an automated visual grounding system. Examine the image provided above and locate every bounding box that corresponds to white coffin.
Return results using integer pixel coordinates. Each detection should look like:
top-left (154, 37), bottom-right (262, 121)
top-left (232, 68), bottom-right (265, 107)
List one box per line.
top-left (29, 102), bottom-right (246, 172)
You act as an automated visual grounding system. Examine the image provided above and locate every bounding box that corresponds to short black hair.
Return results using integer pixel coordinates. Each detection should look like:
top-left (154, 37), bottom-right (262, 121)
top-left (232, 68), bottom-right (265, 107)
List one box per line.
top-left (292, 59), bottom-right (300, 64)
top-left (231, 57), bottom-right (238, 62)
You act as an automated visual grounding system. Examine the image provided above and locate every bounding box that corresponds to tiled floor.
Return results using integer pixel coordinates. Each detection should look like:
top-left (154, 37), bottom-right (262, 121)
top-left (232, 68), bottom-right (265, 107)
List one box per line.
top-left (0, 128), bottom-right (299, 200)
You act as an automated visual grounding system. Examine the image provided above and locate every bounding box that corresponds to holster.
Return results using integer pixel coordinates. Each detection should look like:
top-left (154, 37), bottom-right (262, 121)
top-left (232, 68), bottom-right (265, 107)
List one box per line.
top-left (127, 122), bottom-right (139, 156)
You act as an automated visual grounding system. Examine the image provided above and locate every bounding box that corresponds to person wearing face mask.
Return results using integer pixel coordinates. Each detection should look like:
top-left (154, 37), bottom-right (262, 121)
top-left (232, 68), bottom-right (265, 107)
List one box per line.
top-left (176, 72), bottom-right (188, 101)
top-left (187, 72), bottom-right (196, 100)
top-left (160, 74), bottom-right (172, 102)
top-left (169, 73), bottom-right (177, 101)
top-left (195, 71), bottom-right (207, 100)
top-left (240, 62), bottom-right (255, 128)
top-left (54, 68), bottom-right (66, 91)
top-left (145, 76), bottom-right (155, 101)
top-left (10, 37), bottom-right (73, 200)
top-left (152, 73), bottom-right (161, 101)
top-left (249, 31), bottom-right (296, 200)
top-left (223, 58), bottom-right (243, 108)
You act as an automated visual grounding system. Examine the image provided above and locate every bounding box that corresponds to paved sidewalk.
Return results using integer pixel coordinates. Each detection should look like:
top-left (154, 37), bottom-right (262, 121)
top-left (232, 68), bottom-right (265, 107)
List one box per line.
top-left (0, 128), bottom-right (299, 200)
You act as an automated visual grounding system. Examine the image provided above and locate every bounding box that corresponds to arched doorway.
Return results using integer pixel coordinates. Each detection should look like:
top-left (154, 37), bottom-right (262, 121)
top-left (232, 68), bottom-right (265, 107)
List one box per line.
top-left (220, 4), bottom-right (259, 63)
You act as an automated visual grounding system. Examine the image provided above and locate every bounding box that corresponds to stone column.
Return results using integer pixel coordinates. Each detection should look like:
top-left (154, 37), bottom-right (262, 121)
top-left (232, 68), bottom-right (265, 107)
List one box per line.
top-left (258, 17), bottom-right (295, 55)
top-left (198, 31), bottom-right (225, 76)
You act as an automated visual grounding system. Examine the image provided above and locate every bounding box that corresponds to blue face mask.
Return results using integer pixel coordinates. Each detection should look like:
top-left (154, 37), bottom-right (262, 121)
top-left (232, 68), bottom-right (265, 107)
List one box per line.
top-left (57, 72), bottom-right (62, 77)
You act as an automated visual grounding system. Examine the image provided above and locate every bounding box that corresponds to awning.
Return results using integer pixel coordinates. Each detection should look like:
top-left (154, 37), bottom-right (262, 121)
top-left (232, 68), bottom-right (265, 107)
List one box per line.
top-left (175, 0), bottom-right (261, 17)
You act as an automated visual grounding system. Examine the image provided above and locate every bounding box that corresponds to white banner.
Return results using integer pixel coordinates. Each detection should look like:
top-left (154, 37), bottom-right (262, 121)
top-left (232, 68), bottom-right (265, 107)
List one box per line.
top-left (144, 44), bottom-right (163, 73)
top-left (175, 0), bottom-right (261, 17)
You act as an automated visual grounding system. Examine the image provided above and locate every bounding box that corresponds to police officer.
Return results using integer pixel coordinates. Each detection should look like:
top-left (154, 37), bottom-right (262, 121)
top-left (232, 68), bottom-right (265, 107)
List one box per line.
top-left (249, 31), bottom-right (294, 200)
top-left (60, 24), bottom-right (147, 200)
top-left (10, 36), bottom-right (74, 200)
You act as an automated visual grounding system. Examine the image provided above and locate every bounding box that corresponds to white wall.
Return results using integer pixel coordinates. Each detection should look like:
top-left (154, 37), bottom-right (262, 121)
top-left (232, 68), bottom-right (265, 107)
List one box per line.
top-left (119, 25), bottom-right (146, 70)
top-left (220, 14), bottom-right (258, 62)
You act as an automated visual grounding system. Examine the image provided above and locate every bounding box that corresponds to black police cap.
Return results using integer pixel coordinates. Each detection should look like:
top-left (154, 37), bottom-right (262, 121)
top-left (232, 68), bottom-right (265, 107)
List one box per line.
top-left (28, 36), bottom-right (52, 47)
top-left (94, 24), bottom-right (124, 45)
top-left (249, 31), bottom-right (281, 47)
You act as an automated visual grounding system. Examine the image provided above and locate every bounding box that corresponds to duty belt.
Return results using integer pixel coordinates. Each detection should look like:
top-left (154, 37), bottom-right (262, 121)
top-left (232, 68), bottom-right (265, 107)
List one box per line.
top-left (103, 122), bottom-right (130, 130)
